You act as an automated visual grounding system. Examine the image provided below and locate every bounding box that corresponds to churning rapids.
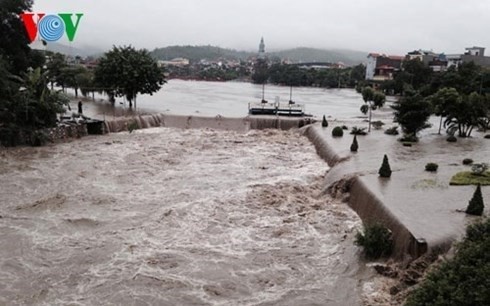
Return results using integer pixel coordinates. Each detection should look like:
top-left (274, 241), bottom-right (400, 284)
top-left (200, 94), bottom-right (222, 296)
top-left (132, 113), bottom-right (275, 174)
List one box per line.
top-left (0, 127), bottom-right (368, 305)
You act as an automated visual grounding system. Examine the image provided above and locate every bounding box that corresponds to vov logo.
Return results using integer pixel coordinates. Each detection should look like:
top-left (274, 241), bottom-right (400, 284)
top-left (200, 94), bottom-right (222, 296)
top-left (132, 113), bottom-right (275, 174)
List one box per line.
top-left (21, 13), bottom-right (84, 43)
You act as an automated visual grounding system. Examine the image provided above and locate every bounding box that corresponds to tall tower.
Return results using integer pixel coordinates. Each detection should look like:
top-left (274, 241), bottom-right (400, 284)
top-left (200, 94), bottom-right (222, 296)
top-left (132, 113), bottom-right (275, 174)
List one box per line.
top-left (258, 37), bottom-right (265, 59)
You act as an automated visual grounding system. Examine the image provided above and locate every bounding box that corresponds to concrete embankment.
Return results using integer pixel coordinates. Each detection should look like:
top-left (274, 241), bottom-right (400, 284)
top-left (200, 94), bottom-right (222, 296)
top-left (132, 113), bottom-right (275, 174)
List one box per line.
top-left (304, 125), bottom-right (433, 261)
top-left (304, 122), bottom-right (490, 261)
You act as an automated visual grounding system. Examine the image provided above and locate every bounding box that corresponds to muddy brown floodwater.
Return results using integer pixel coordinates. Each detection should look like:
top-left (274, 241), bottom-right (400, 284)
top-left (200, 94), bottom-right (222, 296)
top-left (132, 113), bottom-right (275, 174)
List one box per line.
top-left (0, 128), bottom-right (369, 306)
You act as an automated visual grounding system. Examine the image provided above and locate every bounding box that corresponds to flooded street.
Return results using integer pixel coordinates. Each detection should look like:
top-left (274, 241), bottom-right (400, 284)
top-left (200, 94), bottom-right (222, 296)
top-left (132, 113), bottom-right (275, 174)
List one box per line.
top-left (0, 128), bottom-right (365, 305)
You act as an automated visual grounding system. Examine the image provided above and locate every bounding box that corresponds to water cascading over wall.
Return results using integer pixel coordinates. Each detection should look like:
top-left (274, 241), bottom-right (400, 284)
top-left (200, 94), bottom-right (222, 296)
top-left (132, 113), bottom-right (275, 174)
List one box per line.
top-left (103, 114), bottom-right (314, 133)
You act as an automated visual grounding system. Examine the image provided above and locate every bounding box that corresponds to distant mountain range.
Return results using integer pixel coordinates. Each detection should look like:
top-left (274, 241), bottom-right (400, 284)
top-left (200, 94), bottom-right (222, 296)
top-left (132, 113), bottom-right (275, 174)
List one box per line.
top-left (34, 43), bottom-right (368, 66)
top-left (151, 45), bottom-right (368, 66)
top-left (31, 42), bottom-right (103, 58)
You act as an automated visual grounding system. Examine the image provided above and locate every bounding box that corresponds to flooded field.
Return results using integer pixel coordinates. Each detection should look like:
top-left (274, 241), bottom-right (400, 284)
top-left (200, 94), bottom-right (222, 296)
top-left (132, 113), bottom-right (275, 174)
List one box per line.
top-left (0, 128), bottom-right (367, 305)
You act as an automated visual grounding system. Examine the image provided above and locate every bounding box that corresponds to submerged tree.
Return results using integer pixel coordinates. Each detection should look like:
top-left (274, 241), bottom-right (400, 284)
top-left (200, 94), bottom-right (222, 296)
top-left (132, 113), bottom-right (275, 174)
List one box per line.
top-left (429, 87), bottom-right (460, 134)
top-left (350, 135), bottom-right (358, 152)
top-left (443, 92), bottom-right (488, 137)
top-left (378, 154), bottom-right (392, 178)
top-left (94, 45), bottom-right (166, 108)
top-left (392, 90), bottom-right (432, 141)
top-left (361, 87), bottom-right (386, 132)
top-left (466, 184), bottom-right (484, 216)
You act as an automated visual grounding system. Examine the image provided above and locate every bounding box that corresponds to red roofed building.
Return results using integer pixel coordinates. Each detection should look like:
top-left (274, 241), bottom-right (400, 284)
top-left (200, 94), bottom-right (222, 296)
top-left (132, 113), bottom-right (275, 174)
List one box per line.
top-left (366, 53), bottom-right (403, 81)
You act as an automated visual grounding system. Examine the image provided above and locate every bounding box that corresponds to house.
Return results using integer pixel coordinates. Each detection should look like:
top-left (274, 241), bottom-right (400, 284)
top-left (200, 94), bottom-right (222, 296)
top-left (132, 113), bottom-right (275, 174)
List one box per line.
top-left (406, 50), bottom-right (448, 72)
top-left (447, 46), bottom-right (490, 69)
top-left (365, 53), bottom-right (403, 81)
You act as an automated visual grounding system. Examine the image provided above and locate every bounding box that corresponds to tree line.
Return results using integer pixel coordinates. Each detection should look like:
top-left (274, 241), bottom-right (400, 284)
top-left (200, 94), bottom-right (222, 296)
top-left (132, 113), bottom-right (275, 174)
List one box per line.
top-left (357, 59), bottom-right (490, 141)
top-left (252, 61), bottom-right (366, 88)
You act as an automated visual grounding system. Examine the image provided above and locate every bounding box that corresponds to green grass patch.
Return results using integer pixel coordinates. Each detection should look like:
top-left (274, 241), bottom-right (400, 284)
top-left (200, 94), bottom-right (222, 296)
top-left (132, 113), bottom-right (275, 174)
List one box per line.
top-left (450, 171), bottom-right (490, 186)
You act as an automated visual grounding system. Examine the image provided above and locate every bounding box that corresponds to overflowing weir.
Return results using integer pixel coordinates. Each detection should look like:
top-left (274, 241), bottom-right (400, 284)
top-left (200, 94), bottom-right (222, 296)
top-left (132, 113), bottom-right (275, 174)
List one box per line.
top-left (103, 113), bottom-right (314, 133)
top-left (102, 114), bottom-right (466, 261)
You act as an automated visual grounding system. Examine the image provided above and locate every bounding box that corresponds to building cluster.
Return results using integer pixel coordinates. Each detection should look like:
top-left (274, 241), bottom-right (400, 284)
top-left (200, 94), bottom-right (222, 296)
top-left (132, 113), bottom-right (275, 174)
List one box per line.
top-left (366, 46), bottom-right (490, 81)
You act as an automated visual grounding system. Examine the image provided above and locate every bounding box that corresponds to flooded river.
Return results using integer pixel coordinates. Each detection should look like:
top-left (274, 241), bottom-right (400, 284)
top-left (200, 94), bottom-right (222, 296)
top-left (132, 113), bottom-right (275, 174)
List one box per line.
top-left (70, 79), bottom-right (394, 120)
top-left (0, 128), bottom-right (367, 305)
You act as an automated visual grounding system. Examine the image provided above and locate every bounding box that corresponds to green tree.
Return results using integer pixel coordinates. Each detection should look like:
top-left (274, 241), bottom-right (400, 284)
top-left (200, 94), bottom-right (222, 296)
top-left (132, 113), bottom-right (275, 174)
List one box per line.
top-left (402, 58), bottom-right (433, 90)
top-left (378, 154), bottom-right (392, 178)
top-left (444, 92), bottom-right (488, 137)
top-left (350, 135), bottom-right (358, 152)
top-left (251, 58), bottom-right (269, 84)
top-left (392, 91), bottom-right (432, 141)
top-left (429, 87), bottom-right (460, 134)
top-left (60, 65), bottom-right (88, 97)
top-left (94, 45), bottom-right (166, 108)
top-left (46, 52), bottom-right (67, 90)
top-left (361, 87), bottom-right (386, 132)
top-left (406, 218), bottom-right (490, 306)
top-left (466, 184), bottom-right (485, 216)
top-left (0, 0), bottom-right (33, 73)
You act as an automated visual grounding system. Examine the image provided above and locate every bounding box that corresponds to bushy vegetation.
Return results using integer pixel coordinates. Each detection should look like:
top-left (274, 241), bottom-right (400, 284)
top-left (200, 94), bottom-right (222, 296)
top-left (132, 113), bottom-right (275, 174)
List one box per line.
top-left (252, 62), bottom-right (366, 88)
top-left (379, 154), bottom-right (392, 178)
top-left (405, 218), bottom-right (490, 305)
top-left (466, 184), bottom-right (485, 216)
top-left (463, 158), bottom-right (474, 165)
top-left (350, 126), bottom-right (367, 135)
top-left (472, 163), bottom-right (489, 176)
top-left (425, 163), bottom-right (439, 172)
top-left (372, 120), bottom-right (385, 130)
top-left (447, 135), bottom-right (457, 142)
top-left (355, 222), bottom-right (393, 259)
top-left (94, 46), bottom-right (166, 108)
top-left (322, 115), bottom-right (328, 127)
top-left (392, 90), bottom-right (432, 141)
top-left (350, 135), bottom-right (358, 152)
top-left (361, 87), bottom-right (386, 132)
top-left (0, 1), bottom-right (69, 147)
top-left (332, 126), bottom-right (344, 137)
top-left (384, 126), bottom-right (400, 135)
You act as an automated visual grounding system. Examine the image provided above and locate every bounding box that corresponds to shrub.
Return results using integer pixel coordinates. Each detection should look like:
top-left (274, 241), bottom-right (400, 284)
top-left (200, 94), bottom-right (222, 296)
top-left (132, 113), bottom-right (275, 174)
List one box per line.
top-left (471, 163), bottom-right (489, 176)
top-left (405, 218), bottom-right (490, 305)
top-left (447, 135), bottom-right (457, 142)
top-left (341, 125), bottom-right (348, 130)
top-left (350, 126), bottom-right (367, 135)
top-left (350, 135), bottom-right (358, 152)
top-left (463, 158), bottom-right (474, 165)
top-left (384, 126), bottom-right (399, 135)
top-left (379, 154), bottom-right (392, 178)
top-left (466, 184), bottom-right (485, 216)
top-left (400, 133), bottom-right (418, 143)
top-left (425, 163), bottom-right (438, 172)
top-left (322, 115), bottom-right (328, 127)
top-left (372, 120), bottom-right (385, 130)
top-left (485, 134), bottom-right (490, 139)
top-left (332, 126), bottom-right (344, 137)
top-left (30, 130), bottom-right (49, 147)
top-left (355, 222), bottom-right (393, 259)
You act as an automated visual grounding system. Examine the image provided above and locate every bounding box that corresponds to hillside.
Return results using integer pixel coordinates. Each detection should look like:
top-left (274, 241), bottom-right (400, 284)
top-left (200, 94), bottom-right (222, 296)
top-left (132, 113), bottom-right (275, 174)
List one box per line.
top-left (150, 45), bottom-right (367, 66)
top-left (151, 45), bottom-right (254, 63)
top-left (271, 47), bottom-right (367, 65)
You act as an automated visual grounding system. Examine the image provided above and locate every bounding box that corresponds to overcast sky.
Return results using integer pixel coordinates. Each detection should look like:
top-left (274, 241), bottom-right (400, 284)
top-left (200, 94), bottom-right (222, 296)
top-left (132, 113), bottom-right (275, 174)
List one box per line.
top-left (31, 0), bottom-right (490, 55)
